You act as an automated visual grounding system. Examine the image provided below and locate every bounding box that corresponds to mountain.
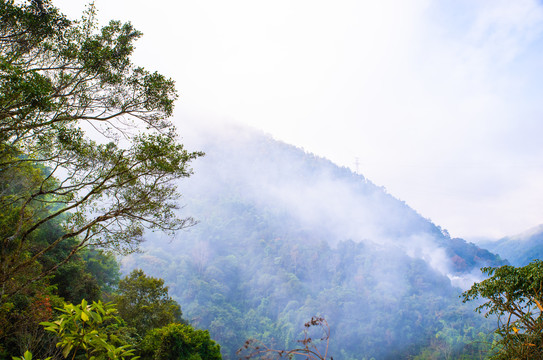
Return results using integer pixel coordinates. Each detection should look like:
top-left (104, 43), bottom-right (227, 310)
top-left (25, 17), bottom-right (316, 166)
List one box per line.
top-left (123, 121), bottom-right (504, 359)
top-left (480, 224), bottom-right (543, 266)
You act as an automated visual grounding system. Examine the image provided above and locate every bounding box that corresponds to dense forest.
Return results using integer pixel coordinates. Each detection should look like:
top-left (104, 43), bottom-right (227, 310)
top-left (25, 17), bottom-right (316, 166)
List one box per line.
top-left (123, 123), bottom-right (508, 359)
top-left (2, 1), bottom-right (543, 360)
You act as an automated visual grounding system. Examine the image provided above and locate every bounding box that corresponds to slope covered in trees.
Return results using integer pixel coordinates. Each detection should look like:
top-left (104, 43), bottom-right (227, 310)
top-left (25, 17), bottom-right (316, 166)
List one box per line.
top-left (1, 1), bottom-right (524, 359)
top-left (124, 122), bottom-right (506, 359)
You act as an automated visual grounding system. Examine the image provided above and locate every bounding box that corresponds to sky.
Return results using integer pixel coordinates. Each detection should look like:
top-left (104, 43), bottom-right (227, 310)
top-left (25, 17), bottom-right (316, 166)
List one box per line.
top-left (53, 0), bottom-right (543, 240)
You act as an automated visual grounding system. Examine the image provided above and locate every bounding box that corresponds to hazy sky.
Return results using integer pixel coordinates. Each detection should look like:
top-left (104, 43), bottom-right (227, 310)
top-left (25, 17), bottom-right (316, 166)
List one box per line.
top-left (54, 0), bottom-right (543, 240)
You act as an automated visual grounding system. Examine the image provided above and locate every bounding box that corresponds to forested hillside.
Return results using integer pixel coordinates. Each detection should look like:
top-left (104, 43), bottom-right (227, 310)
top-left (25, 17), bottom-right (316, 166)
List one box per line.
top-left (124, 122), bottom-right (506, 359)
top-left (2, 1), bottom-right (532, 359)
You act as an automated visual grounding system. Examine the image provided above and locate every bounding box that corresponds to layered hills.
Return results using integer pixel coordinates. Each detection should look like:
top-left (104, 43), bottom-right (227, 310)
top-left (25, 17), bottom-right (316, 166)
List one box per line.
top-left (479, 224), bottom-right (543, 267)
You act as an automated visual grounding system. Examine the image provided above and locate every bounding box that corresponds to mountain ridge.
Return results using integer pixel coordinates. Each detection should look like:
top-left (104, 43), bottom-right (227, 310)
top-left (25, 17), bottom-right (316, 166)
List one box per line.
top-left (479, 224), bottom-right (543, 266)
top-left (178, 121), bottom-right (504, 278)
top-left (124, 121), bottom-right (505, 359)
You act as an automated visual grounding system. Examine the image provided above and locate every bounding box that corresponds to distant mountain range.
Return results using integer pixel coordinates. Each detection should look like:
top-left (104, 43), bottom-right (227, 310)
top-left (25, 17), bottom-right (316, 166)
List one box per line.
top-left (123, 121), bottom-right (507, 359)
top-left (479, 224), bottom-right (543, 266)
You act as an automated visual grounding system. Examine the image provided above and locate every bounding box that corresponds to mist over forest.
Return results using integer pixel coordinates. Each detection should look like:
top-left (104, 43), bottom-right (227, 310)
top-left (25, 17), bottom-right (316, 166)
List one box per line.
top-left (122, 120), bottom-right (507, 359)
top-left (4, 1), bottom-right (542, 359)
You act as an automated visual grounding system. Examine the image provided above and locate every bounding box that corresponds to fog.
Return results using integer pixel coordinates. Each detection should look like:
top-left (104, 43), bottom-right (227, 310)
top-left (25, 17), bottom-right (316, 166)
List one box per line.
top-left (179, 120), bottom-right (494, 282)
top-left (124, 119), bottom-right (501, 359)
top-left (54, 0), bottom-right (543, 240)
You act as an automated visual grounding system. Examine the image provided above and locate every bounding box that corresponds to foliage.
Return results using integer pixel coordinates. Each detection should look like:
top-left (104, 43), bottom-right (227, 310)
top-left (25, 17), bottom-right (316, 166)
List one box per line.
top-left (0, 290), bottom-right (63, 359)
top-left (139, 323), bottom-right (221, 360)
top-left (40, 299), bottom-right (138, 360)
top-left (0, 230), bottom-right (124, 357)
top-left (80, 249), bottom-right (121, 298)
top-left (12, 350), bottom-right (51, 360)
top-left (413, 321), bottom-right (496, 360)
top-left (114, 270), bottom-right (183, 337)
top-left (51, 247), bottom-right (121, 304)
top-left (0, 0), bottom-right (203, 303)
top-left (462, 260), bottom-right (543, 359)
top-left (0, 201), bottom-right (68, 357)
top-left (128, 224), bottom-right (492, 359)
top-left (0, 179), bottom-right (121, 357)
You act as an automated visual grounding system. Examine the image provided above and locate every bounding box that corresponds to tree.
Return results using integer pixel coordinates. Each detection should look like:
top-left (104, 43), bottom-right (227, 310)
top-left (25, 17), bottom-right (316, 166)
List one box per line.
top-left (80, 248), bottom-right (121, 298)
top-left (462, 260), bottom-right (543, 359)
top-left (139, 323), bottom-right (222, 360)
top-left (0, 0), bottom-right (203, 302)
top-left (114, 269), bottom-right (183, 337)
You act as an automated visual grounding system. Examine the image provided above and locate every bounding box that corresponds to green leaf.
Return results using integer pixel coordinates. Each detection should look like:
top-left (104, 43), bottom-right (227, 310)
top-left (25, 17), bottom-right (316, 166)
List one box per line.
top-left (62, 343), bottom-right (73, 359)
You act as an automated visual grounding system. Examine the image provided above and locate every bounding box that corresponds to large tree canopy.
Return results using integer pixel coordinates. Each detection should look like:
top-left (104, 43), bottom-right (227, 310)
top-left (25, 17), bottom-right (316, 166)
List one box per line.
top-left (0, 0), bottom-right (203, 301)
top-left (463, 260), bottom-right (543, 359)
top-left (114, 269), bottom-right (183, 337)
